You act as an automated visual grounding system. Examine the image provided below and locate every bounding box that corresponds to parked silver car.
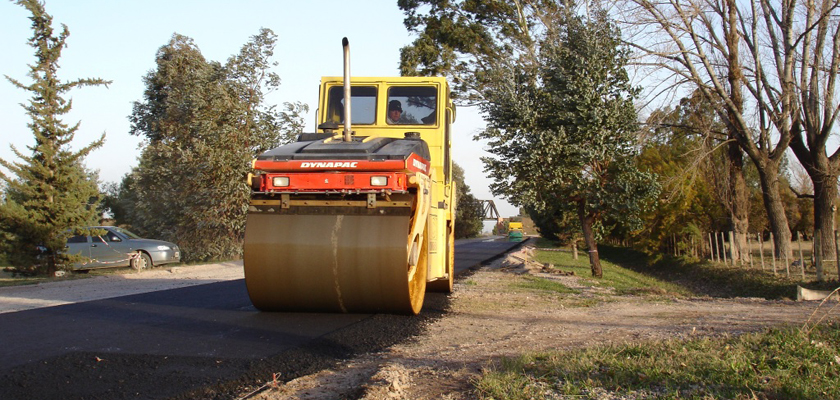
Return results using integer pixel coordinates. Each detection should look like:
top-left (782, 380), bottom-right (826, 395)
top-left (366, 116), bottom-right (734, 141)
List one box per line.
top-left (65, 226), bottom-right (181, 270)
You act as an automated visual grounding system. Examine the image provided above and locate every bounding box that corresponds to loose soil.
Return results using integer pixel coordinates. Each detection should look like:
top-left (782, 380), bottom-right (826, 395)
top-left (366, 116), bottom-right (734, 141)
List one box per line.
top-left (250, 244), bottom-right (833, 400)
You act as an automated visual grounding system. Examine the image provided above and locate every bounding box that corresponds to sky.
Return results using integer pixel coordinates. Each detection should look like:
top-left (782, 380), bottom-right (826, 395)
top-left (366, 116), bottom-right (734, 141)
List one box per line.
top-left (0, 0), bottom-right (519, 220)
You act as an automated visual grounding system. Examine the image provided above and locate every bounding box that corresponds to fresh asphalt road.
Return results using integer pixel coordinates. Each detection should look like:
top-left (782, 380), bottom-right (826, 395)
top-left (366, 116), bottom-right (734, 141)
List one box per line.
top-left (0, 237), bottom-right (524, 400)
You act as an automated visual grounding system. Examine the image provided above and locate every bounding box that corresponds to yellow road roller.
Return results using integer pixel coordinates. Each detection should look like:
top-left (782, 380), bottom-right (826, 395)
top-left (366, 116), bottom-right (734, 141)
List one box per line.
top-left (243, 39), bottom-right (455, 314)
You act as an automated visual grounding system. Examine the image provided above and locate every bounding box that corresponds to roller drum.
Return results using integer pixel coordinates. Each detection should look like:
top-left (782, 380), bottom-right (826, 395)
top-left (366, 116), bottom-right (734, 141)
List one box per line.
top-left (243, 213), bottom-right (427, 314)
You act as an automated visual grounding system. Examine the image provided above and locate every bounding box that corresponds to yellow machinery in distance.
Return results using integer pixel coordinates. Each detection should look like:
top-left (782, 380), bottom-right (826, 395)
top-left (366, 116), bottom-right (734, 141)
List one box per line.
top-left (243, 39), bottom-right (455, 315)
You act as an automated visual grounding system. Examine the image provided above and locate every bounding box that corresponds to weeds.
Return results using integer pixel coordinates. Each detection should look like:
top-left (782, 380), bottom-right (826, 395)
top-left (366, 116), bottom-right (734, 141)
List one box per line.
top-left (476, 240), bottom-right (840, 399)
top-left (476, 324), bottom-right (840, 399)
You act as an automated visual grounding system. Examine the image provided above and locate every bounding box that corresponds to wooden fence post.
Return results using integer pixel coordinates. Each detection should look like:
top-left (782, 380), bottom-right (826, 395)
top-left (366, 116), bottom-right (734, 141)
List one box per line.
top-left (707, 233), bottom-right (713, 262)
top-left (784, 248), bottom-right (790, 277)
top-left (747, 234), bottom-right (753, 268)
top-left (758, 233), bottom-right (765, 271)
top-left (720, 232), bottom-right (728, 265)
top-left (815, 231), bottom-right (823, 281)
top-left (797, 231), bottom-right (805, 280)
top-left (712, 232), bottom-right (719, 262)
top-left (729, 231), bottom-right (737, 266)
top-left (770, 232), bottom-right (776, 275)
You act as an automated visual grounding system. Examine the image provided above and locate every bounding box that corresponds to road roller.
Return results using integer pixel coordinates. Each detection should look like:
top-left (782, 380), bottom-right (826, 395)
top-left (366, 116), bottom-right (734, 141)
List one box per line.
top-left (243, 39), bottom-right (456, 314)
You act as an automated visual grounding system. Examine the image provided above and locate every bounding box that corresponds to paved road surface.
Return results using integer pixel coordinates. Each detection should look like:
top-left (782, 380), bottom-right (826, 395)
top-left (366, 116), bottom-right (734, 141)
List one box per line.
top-left (0, 238), bottom-right (524, 400)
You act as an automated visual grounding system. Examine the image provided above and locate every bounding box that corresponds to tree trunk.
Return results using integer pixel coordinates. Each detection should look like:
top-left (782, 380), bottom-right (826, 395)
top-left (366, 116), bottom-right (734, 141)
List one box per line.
top-left (756, 164), bottom-right (793, 259)
top-left (813, 174), bottom-right (838, 262)
top-left (728, 140), bottom-right (750, 263)
top-left (722, 0), bottom-right (750, 264)
top-left (790, 129), bottom-right (840, 264)
top-left (577, 200), bottom-right (602, 278)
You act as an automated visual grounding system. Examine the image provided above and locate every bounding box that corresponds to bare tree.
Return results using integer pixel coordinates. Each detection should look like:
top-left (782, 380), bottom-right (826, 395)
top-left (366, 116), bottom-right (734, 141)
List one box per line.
top-left (786, 0), bottom-right (840, 265)
top-left (614, 0), bottom-right (840, 260)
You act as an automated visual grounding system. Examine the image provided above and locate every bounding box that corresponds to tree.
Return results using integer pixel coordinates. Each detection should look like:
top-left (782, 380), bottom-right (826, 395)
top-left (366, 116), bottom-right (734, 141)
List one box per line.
top-left (479, 10), bottom-right (658, 277)
top-left (637, 94), bottom-right (730, 255)
top-left (399, 0), bottom-right (560, 104)
top-left (126, 30), bottom-right (306, 261)
top-left (0, 0), bottom-right (109, 275)
top-left (401, 3), bottom-right (658, 276)
top-left (452, 163), bottom-right (484, 238)
top-left (786, 0), bottom-right (840, 267)
top-left (617, 0), bottom-right (840, 261)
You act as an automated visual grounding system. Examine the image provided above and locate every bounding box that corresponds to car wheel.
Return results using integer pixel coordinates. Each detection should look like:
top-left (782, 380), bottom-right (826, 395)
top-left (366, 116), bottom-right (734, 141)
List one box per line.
top-left (131, 252), bottom-right (153, 270)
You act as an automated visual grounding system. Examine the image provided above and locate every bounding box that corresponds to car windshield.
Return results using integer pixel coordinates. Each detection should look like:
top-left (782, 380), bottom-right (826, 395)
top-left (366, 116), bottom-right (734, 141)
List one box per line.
top-left (111, 227), bottom-right (142, 239)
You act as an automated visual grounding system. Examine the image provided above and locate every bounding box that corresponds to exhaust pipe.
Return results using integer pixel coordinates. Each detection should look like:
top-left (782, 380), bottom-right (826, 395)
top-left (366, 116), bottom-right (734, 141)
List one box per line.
top-left (342, 37), bottom-right (352, 142)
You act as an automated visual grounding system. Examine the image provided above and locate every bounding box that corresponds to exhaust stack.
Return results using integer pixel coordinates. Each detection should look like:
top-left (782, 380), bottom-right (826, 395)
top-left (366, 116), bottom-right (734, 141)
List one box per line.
top-left (342, 37), bottom-right (352, 142)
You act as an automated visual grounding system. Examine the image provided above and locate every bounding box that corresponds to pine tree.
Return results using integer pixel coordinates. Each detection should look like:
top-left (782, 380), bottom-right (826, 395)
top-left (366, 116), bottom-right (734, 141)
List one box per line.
top-left (0, 0), bottom-right (110, 275)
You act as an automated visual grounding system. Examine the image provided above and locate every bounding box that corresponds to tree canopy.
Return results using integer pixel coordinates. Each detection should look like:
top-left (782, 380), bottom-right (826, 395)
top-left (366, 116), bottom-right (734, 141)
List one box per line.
top-left (402, 3), bottom-right (658, 275)
top-left (0, 0), bottom-right (110, 275)
top-left (122, 30), bottom-right (306, 261)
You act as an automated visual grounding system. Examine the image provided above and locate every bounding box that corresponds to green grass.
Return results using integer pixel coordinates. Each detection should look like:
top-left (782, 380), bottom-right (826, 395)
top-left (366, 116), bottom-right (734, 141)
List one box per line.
top-left (474, 240), bottom-right (840, 398)
top-left (533, 238), bottom-right (840, 300)
top-left (602, 245), bottom-right (839, 300)
top-left (476, 323), bottom-right (840, 399)
top-left (532, 239), bottom-right (690, 298)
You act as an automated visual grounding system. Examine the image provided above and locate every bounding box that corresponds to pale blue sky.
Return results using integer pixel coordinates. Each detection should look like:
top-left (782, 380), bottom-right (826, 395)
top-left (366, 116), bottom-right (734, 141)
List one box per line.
top-left (0, 0), bottom-right (518, 219)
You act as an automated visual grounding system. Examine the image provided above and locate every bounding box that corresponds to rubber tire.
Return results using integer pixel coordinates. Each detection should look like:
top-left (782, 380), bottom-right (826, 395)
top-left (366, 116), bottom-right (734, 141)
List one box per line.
top-left (131, 252), bottom-right (153, 270)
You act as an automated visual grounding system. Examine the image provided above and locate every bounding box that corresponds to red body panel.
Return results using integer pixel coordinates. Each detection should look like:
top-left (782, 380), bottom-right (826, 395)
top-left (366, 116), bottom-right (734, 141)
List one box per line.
top-left (264, 172), bottom-right (407, 192)
top-left (254, 153), bottom-right (430, 175)
top-left (254, 153), bottom-right (429, 193)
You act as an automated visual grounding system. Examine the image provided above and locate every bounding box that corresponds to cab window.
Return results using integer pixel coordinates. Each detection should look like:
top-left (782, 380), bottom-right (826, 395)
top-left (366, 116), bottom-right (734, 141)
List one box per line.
top-left (386, 86), bottom-right (437, 125)
top-left (326, 86), bottom-right (377, 125)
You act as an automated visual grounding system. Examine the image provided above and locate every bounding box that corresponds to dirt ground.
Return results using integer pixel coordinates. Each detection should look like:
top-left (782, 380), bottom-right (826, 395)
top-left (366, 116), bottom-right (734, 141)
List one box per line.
top-left (249, 244), bottom-right (833, 400)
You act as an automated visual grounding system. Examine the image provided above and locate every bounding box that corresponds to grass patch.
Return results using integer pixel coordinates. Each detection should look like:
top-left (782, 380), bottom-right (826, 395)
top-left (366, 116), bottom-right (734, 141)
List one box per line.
top-left (533, 239), bottom-right (836, 300)
top-left (598, 246), bottom-right (837, 300)
top-left (476, 323), bottom-right (840, 399)
top-left (532, 240), bottom-right (689, 298)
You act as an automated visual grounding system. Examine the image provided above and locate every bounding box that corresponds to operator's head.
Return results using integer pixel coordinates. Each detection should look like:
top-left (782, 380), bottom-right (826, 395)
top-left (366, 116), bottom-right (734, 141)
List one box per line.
top-left (388, 100), bottom-right (402, 122)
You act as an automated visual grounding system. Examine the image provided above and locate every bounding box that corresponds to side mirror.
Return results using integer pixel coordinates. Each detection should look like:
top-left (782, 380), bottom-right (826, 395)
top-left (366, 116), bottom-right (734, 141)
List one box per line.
top-left (110, 236), bottom-right (122, 242)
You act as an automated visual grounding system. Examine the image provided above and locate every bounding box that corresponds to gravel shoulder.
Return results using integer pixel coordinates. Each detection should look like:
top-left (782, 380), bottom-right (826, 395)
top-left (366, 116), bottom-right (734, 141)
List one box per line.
top-left (0, 261), bottom-right (244, 314)
top-left (251, 245), bottom-right (826, 400)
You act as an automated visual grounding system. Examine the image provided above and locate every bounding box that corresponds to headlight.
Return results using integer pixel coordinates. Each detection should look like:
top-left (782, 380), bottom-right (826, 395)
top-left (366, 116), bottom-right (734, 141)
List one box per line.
top-left (370, 176), bottom-right (388, 186)
top-left (156, 245), bottom-right (171, 251)
top-left (273, 176), bottom-right (290, 187)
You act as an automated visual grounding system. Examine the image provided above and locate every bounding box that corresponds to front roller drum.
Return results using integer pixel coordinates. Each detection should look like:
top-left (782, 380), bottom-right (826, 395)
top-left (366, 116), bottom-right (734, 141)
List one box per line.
top-left (243, 213), bottom-right (427, 314)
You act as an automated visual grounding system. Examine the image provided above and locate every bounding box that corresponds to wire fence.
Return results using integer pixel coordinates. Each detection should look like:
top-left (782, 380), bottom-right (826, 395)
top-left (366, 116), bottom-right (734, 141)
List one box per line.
top-left (659, 230), bottom-right (840, 282)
